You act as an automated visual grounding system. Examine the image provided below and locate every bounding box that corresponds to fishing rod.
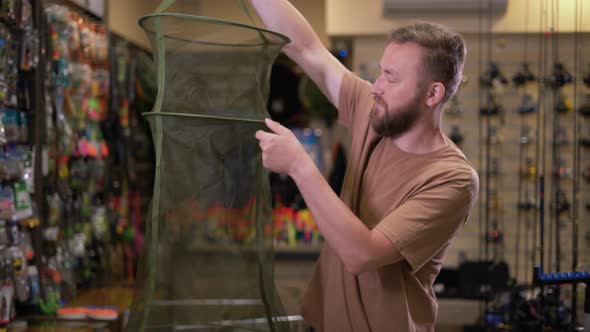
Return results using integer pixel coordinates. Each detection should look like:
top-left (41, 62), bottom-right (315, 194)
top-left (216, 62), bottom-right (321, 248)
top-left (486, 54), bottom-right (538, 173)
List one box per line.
top-left (484, 0), bottom-right (493, 263)
top-left (536, 0), bottom-right (548, 312)
top-left (570, 0), bottom-right (582, 326)
top-left (549, 0), bottom-right (559, 275)
top-left (478, 0), bottom-right (485, 262)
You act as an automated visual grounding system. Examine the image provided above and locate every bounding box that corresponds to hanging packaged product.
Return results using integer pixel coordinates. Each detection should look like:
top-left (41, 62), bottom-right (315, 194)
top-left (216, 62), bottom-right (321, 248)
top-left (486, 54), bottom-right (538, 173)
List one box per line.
top-left (69, 231), bottom-right (86, 258)
top-left (0, 222), bottom-right (8, 248)
top-left (20, 148), bottom-right (33, 193)
top-left (5, 40), bottom-right (18, 108)
top-left (79, 23), bottom-right (91, 59)
top-left (0, 118), bottom-right (5, 146)
top-left (9, 244), bottom-right (28, 303)
top-left (0, 187), bottom-right (15, 220)
top-left (0, 0), bottom-right (18, 25)
top-left (91, 206), bottom-right (108, 242)
top-left (12, 181), bottom-right (32, 221)
top-left (0, 110), bottom-right (18, 143)
top-left (19, 30), bottom-right (39, 72)
top-left (17, 75), bottom-right (31, 111)
top-left (86, 97), bottom-right (102, 122)
top-left (47, 193), bottom-right (63, 227)
top-left (7, 220), bottom-right (18, 247)
top-left (18, 230), bottom-right (33, 261)
top-left (0, 26), bottom-right (9, 101)
top-left (67, 13), bottom-right (80, 53)
top-left (26, 266), bottom-right (40, 304)
top-left (19, 0), bottom-right (33, 30)
top-left (17, 112), bottom-right (27, 142)
top-left (94, 26), bottom-right (108, 62)
top-left (93, 68), bottom-right (110, 97)
top-left (70, 63), bottom-right (91, 96)
top-left (0, 253), bottom-right (15, 325)
top-left (41, 255), bottom-right (61, 303)
top-left (0, 154), bottom-right (24, 181)
top-left (118, 99), bottom-right (129, 131)
top-left (114, 43), bottom-right (129, 91)
top-left (69, 158), bottom-right (89, 190)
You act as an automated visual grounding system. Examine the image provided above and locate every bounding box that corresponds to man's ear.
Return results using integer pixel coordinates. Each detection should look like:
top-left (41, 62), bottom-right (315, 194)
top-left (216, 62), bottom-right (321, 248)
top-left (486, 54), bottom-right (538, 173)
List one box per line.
top-left (426, 82), bottom-right (446, 107)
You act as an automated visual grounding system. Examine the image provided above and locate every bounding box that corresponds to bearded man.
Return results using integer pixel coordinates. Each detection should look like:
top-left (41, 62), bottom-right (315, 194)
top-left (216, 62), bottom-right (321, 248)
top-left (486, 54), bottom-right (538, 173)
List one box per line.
top-left (252, 1), bottom-right (479, 331)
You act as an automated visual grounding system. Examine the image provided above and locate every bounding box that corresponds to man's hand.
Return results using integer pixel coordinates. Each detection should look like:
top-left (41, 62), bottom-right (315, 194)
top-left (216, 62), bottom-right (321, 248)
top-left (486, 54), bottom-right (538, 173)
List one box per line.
top-left (255, 118), bottom-right (310, 176)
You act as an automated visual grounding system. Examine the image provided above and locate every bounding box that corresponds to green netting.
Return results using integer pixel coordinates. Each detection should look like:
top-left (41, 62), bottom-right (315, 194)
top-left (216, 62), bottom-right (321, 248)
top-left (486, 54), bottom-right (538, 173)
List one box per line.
top-left (125, 3), bottom-right (292, 331)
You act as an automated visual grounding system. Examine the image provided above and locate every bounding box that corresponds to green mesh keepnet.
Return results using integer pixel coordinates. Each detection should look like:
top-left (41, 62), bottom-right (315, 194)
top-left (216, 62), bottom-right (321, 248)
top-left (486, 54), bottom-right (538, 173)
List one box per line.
top-left (126, 2), bottom-right (292, 331)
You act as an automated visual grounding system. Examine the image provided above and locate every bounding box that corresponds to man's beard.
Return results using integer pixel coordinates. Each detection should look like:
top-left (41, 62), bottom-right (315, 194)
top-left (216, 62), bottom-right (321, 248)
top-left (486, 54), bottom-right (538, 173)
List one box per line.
top-left (371, 93), bottom-right (423, 138)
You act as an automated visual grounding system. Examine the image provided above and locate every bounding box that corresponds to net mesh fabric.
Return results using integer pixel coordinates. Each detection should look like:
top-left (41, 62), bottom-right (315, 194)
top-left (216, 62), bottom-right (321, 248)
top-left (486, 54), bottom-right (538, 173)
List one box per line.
top-left (125, 12), bottom-right (292, 332)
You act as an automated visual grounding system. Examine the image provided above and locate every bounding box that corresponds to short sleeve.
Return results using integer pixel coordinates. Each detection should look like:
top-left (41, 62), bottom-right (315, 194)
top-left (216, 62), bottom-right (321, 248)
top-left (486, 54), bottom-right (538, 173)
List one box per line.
top-left (338, 71), bottom-right (373, 129)
top-left (374, 170), bottom-right (479, 273)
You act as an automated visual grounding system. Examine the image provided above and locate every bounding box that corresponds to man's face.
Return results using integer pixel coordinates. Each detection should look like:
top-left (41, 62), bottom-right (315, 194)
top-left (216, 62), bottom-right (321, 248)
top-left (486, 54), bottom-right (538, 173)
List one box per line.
top-left (370, 42), bottom-right (428, 138)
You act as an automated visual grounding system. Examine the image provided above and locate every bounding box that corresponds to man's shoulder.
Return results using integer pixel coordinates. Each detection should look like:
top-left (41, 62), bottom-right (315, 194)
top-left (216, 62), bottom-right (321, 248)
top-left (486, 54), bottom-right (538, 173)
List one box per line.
top-left (426, 147), bottom-right (479, 190)
top-left (342, 72), bottom-right (374, 106)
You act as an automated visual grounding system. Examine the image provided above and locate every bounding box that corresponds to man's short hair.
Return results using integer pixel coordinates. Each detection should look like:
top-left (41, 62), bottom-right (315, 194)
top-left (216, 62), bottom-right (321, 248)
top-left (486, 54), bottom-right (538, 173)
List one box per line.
top-left (390, 22), bottom-right (466, 104)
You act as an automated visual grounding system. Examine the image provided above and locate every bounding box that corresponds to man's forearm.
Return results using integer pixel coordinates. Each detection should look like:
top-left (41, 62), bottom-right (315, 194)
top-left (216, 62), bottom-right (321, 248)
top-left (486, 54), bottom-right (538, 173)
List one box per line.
top-left (249, 0), bottom-right (323, 58)
top-left (289, 155), bottom-right (377, 274)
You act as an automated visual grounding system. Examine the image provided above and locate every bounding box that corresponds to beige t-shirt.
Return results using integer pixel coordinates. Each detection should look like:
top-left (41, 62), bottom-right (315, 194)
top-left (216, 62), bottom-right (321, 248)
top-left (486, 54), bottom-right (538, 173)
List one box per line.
top-left (300, 72), bottom-right (479, 332)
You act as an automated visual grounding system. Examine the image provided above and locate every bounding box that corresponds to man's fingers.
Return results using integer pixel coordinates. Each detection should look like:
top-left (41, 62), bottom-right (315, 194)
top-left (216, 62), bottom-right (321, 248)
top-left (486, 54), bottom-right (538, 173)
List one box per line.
top-left (265, 118), bottom-right (290, 135)
top-left (255, 130), bottom-right (274, 141)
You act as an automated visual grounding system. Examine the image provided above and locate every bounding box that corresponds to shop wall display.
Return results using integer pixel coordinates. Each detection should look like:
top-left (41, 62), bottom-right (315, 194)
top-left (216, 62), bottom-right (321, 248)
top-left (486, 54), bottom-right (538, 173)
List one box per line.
top-left (41, 0), bottom-right (155, 304)
top-left (0, 0), bottom-right (42, 325)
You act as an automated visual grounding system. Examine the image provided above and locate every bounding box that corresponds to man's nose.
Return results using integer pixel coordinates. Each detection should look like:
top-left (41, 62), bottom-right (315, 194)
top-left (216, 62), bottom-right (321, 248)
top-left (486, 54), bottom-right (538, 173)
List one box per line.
top-left (371, 78), bottom-right (384, 96)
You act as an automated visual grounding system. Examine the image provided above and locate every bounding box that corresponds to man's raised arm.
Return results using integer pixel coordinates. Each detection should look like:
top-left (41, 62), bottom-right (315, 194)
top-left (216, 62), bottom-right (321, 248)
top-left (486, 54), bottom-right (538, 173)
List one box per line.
top-left (250, 0), bottom-right (349, 108)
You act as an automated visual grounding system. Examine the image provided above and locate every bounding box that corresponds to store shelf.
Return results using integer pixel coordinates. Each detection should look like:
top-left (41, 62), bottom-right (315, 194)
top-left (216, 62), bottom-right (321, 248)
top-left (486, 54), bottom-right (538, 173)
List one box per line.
top-left (274, 244), bottom-right (322, 260)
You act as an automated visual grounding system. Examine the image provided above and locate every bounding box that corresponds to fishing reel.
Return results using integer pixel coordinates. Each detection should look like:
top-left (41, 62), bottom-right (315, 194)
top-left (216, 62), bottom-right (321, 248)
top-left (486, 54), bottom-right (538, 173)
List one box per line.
top-left (553, 190), bottom-right (571, 215)
top-left (480, 103), bottom-right (504, 116)
top-left (489, 158), bottom-right (502, 177)
top-left (583, 66), bottom-right (590, 88)
top-left (517, 93), bottom-right (538, 115)
top-left (485, 222), bottom-right (503, 244)
top-left (552, 160), bottom-right (572, 179)
top-left (578, 94), bottom-right (590, 118)
top-left (517, 195), bottom-right (536, 211)
top-left (507, 287), bottom-right (544, 332)
top-left (487, 126), bottom-right (504, 145)
top-left (449, 125), bottom-right (464, 146)
top-left (488, 190), bottom-right (502, 211)
top-left (480, 95), bottom-right (505, 120)
top-left (480, 62), bottom-right (509, 89)
top-left (553, 127), bottom-right (570, 145)
top-left (520, 125), bottom-right (535, 145)
top-left (512, 62), bottom-right (537, 87)
top-left (547, 63), bottom-right (573, 89)
top-left (521, 157), bottom-right (537, 179)
top-left (445, 96), bottom-right (465, 117)
top-left (554, 94), bottom-right (572, 114)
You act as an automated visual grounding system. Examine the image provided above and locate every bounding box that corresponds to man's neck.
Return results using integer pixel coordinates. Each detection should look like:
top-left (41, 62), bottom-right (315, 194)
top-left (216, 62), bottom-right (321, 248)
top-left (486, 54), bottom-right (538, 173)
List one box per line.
top-left (391, 117), bottom-right (447, 155)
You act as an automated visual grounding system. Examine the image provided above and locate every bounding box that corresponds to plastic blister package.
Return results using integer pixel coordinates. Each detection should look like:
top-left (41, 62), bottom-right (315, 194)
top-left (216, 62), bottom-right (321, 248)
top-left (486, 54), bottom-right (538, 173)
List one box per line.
top-left (0, 187), bottom-right (15, 220)
top-left (0, 117), bottom-right (5, 146)
top-left (0, 158), bottom-right (23, 182)
top-left (1, 110), bottom-right (18, 143)
top-left (13, 181), bottom-right (33, 220)
top-left (20, 0), bottom-right (33, 30)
